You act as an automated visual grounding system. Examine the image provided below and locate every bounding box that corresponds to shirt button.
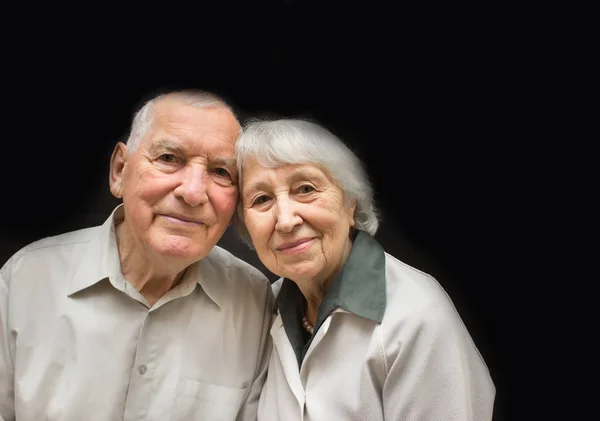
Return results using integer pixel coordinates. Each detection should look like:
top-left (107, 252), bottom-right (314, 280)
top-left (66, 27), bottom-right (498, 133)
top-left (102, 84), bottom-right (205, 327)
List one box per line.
top-left (138, 365), bottom-right (147, 375)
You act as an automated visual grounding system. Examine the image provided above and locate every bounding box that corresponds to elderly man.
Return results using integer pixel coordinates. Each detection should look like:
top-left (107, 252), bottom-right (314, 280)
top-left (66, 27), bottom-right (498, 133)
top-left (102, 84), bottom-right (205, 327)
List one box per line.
top-left (0, 89), bottom-right (274, 421)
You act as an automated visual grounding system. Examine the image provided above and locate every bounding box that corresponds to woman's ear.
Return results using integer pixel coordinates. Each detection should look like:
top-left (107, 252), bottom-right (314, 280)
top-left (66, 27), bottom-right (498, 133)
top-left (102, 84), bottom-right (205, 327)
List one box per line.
top-left (109, 142), bottom-right (128, 198)
top-left (347, 199), bottom-right (357, 228)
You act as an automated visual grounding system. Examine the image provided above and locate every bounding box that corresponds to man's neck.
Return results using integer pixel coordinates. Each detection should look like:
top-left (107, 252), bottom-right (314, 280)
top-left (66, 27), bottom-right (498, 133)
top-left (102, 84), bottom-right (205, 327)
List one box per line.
top-left (127, 269), bottom-right (187, 306)
top-left (114, 222), bottom-right (189, 306)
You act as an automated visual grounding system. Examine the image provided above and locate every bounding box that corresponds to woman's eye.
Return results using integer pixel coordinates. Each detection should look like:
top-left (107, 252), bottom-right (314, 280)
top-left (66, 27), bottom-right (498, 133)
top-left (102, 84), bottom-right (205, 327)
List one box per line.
top-left (253, 195), bottom-right (270, 206)
top-left (298, 185), bottom-right (315, 194)
top-left (159, 154), bottom-right (177, 163)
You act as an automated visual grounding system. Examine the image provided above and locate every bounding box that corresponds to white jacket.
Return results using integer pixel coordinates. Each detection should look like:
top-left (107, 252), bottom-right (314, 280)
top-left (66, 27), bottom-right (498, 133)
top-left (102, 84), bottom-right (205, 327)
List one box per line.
top-left (257, 232), bottom-right (495, 421)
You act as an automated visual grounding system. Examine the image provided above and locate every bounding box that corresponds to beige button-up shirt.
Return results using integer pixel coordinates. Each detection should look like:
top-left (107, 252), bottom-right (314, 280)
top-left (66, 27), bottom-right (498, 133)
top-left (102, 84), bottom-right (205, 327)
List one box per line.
top-left (0, 205), bottom-right (274, 421)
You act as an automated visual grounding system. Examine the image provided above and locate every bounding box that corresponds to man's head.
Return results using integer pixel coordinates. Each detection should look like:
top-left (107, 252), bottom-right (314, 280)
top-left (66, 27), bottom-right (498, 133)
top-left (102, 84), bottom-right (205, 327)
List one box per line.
top-left (109, 90), bottom-right (241, 268)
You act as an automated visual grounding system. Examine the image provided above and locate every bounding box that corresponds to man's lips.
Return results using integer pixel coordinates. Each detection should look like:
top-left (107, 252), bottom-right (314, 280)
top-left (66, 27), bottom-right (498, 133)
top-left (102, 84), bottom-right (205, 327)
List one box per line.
top-left (160, 213), bottom-right (205, 225)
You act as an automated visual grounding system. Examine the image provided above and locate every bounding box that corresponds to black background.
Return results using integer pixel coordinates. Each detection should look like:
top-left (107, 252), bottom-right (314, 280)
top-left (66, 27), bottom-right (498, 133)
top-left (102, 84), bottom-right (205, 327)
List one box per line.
top-left (1, 1), bottom-right (536, 419)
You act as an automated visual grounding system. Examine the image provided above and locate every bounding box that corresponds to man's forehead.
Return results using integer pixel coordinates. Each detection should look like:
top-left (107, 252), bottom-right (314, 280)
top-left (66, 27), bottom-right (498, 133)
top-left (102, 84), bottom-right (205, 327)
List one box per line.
top-left (146, 136), bottom-right (235, 153)
top-left (148, 101), bottom-right (237, 135)
top-left (155, 96), bottom-right (237, 124)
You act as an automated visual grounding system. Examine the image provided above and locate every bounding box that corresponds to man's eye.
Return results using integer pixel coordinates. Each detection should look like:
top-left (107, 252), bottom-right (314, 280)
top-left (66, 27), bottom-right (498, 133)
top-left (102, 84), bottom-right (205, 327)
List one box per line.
top-left (214, 168), bottom-right (231, 178)
top-left (159, 154), bottom-right (177, 163)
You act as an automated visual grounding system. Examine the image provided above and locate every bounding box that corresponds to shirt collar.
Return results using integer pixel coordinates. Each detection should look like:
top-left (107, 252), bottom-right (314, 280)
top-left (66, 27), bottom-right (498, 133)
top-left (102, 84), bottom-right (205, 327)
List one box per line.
top-left (277, 230), bottom-right (387, 328)
top-left (67, 204), bottom-right (124, 296)
top-left (276, 231), bottom-right (387, 366)
top-left (321, 230), bottom-right (387, 323)
top-left (67, 204), bottom-right (223, 309)
top-left (193, 255), bottom-right (224, 309)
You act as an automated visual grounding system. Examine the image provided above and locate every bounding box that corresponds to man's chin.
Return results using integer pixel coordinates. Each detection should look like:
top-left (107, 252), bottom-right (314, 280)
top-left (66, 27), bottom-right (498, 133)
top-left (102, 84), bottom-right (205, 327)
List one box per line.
top-left (153, 237), bottom-right (212, 262)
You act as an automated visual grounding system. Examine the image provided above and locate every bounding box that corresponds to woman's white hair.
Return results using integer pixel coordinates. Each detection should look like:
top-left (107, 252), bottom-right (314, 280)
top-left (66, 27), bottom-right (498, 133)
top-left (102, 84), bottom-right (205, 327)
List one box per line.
top-left (235, 118), bottom-right (379, 247)
top-left (125, 89), bottom-right (238, 153)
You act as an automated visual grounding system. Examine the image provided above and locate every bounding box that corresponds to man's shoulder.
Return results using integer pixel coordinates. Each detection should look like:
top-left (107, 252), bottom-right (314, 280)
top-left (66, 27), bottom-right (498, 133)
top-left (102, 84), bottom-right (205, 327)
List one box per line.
top-left (11, 226), bottom-right (98, 262)
top-left (198, 246), bottom-right (273, 309)
top-left (1, 226), bottom-right (100, 285)
top-left (203, 245), bottom-right (269, 286)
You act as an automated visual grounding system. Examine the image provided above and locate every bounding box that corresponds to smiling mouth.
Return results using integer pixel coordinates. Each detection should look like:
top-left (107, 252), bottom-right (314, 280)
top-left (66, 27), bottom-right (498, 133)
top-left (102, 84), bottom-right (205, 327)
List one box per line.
top-left (277, 238), bottom-right (314, 253)
top-left (161, 214), bottom-right (205, 225)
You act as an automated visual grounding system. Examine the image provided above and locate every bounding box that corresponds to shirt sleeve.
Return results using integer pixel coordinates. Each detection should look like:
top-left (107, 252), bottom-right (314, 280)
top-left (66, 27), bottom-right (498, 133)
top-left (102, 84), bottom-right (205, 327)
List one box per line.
top-left (235, 281), bottom-right (276, 421)
top-left (382, 303), bottom-right (496, 421)
top-left (0, 260), bottom-right (15, 421)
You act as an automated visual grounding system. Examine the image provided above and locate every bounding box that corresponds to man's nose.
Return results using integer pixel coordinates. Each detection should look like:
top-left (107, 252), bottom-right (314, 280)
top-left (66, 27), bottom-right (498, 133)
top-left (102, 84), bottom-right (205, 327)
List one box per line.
top-left (174, 164), bottom-right (209, 207)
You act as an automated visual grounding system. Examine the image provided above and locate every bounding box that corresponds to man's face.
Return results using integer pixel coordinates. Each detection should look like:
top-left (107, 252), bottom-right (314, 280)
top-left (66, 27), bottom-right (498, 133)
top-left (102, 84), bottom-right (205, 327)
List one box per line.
top-left (111, 97), bottom-right (240, 266)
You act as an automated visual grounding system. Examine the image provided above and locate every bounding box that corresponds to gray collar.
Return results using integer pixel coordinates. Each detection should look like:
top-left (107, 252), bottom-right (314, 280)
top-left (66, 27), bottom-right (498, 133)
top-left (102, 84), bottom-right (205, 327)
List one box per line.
top-left (276, 231), bottom-right (387, 366)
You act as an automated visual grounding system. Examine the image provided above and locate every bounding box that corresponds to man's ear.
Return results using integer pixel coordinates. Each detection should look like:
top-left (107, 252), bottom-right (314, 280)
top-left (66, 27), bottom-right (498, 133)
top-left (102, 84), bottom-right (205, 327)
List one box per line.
top-left (109, 142), bottom-right (129, 198)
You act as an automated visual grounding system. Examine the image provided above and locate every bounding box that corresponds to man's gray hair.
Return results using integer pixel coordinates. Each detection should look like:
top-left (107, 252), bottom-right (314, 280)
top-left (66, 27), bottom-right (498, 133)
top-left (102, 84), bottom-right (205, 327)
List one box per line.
top-left (235, 118), bottom-right (379, 247)
top-left (126, 89), bottom-right (239, 153)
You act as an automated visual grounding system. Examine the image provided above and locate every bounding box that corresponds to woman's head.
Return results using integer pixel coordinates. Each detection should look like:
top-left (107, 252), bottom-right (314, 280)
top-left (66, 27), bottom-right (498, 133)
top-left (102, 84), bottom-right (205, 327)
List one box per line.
top-left (235, 118), bottom-right (379, 284)
top-left (236, 119), bottom-right (379, 238)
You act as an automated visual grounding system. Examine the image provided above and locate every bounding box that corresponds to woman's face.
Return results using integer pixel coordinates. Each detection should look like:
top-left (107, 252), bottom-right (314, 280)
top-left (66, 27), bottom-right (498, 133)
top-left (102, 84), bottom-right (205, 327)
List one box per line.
top-left (241, 160), bottom-right (356, 285)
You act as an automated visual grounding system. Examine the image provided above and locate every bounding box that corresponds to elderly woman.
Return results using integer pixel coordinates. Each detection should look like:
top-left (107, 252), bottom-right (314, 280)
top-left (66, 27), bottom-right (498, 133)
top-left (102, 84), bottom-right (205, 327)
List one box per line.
top-left (234, 119), bottom-right (496, 421)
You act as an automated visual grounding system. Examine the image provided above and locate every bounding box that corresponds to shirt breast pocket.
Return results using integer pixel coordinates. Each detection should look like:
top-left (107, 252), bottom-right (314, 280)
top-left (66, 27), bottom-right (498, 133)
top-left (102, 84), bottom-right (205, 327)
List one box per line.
top-left (172, 377), bottom-right (249, 421)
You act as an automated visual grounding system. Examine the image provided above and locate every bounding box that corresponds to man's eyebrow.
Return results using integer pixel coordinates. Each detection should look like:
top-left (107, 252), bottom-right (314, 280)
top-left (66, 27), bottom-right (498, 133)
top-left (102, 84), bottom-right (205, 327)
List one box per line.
top-left (148, 139), bottom-right (186, 154)
top-left (212, 156), bottom-right (236, 168)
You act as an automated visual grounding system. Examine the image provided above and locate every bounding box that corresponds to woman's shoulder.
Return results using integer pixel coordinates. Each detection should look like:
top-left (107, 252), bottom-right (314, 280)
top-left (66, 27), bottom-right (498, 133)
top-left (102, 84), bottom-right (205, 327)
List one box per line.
top-left (382, 253), bottom-right (467, 330)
